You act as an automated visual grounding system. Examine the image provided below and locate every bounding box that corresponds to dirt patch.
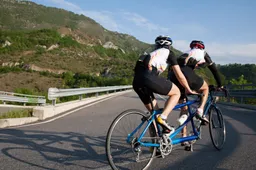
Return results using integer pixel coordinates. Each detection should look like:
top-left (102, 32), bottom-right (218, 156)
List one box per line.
top-left (29, 64), bottom-right (66, 74)
top-left (0, 72), bottom-right (63, 93)
top-left (22, 50), bottom-right (35, 56)
top-left (58, 27), bottom-right (72, 36)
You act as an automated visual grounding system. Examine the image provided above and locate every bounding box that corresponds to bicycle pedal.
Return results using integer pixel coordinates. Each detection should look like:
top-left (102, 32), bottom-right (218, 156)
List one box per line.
top-left (184, 145), bottom-right (190, 151)
top-left (184, 145), bottom-right (193, 152)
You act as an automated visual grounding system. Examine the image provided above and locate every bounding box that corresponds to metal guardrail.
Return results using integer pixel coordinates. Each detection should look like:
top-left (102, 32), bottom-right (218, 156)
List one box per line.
top-left (1, 84), bottom-right (254, 106)
top-left (214, 84), bottom-right (256, 103)
top-left (0, 91), bottom-right (46, 105)
top-left (48, 85), bottom-right (132, 105)
top-left (227, 84), bottom-right (256, 90)
top-left (214, 89), bottom-right (256, 98)
top-left (227, 90), bottom-right (256, 98)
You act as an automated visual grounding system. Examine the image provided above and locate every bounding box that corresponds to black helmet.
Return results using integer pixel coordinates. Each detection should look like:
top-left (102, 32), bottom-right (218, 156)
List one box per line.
top-left (190, 40), bottom-right (205, 49)
top-left (155, 35), bottom-right (173, 47)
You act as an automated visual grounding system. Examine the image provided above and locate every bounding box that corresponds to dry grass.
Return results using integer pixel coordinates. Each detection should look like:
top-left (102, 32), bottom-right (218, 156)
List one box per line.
top-left (0, 72), bottom-right (63, 92)
top-left (0, 109), bottom-right (33, 119)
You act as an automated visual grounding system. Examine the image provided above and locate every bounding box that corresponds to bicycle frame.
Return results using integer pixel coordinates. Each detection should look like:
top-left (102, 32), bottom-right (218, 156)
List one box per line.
top-left (127, 92), bottom-right (216, 148)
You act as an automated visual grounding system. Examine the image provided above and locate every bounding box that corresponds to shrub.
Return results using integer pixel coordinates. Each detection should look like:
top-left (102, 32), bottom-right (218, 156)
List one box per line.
top-left (0, 109), bottom-right (33, 119)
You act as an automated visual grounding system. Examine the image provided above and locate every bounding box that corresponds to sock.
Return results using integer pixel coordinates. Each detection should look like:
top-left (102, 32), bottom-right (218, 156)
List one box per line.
top-left (197, 108), bottom-right (203, 116)
top-left (160, 115), bottom-right (167, 120)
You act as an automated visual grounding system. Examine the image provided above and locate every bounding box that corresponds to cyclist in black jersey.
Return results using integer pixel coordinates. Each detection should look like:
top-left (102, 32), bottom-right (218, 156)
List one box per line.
top-left (133, 35), bottom-right (197, 135)
top-left (168, 40), bottom-right (223, 143)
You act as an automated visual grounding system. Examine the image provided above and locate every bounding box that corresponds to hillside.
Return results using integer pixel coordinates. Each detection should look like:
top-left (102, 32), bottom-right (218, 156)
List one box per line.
top-left (0, 0), bottom-right (150, 52)
top-left (0, 28), bottom-right (139, 76)
top-left (0, 0), bottom-right (224, 95)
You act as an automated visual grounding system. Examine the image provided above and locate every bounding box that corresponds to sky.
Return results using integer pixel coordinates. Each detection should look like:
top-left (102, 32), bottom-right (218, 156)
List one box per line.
top-left (30, 0), bottom-right (256, 65)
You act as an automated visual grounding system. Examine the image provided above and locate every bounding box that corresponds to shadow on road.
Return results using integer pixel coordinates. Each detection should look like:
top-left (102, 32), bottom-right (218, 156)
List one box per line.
top-left (153, 105), bottom-right (255, 170)
top-left (0, 129), bottom-right (108, 169)
top-left (0, 104), bottom-right (255, 170)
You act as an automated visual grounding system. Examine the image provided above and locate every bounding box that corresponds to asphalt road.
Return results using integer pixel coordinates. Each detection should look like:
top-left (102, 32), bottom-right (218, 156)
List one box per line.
top-left (0, 91), bottom-right (255, 170)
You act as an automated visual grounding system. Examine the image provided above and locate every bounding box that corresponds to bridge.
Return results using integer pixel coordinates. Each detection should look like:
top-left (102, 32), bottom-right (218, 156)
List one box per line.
top-left (0, 88), bottom-right (255, 169)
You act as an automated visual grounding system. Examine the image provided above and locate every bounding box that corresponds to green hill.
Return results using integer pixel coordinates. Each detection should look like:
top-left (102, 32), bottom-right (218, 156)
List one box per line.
top-left (0, 0), bottom-right (225, 95)
top-left (0, 0), bottom-right (150, 52)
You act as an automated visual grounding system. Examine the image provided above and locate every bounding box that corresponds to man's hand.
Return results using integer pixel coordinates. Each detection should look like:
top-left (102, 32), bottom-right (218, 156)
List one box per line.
top-left (217, 86), bottom-right (224, 91)
top-left (185, 88), bottom-right (198, 95)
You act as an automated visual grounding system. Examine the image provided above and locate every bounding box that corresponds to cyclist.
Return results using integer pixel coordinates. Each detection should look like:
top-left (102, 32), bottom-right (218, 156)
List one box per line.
top-left (132, 35), bottom-right (197, 135)
top-left (168, 40), bottom-right (222, 142)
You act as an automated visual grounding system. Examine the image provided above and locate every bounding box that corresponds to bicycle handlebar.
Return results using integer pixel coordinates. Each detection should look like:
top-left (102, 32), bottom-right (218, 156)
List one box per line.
top-left (185, 85), bottom-right (229, 100)
top-left (208, 85), bottom-right (229, 97)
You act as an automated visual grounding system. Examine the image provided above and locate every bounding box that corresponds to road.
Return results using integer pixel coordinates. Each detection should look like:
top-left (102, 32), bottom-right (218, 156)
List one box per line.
top-left (0, 91), bottom-right (256, 170)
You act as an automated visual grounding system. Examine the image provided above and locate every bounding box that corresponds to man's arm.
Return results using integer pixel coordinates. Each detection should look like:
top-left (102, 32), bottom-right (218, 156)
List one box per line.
top-left (205, 52), bottom-right (222, 87)
top-left (172, 65), bottom-right (193, 91)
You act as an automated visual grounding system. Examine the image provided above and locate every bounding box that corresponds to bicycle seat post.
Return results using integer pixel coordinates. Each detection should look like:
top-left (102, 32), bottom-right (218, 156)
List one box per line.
top-left (149, 96), bottom-right (155, 113)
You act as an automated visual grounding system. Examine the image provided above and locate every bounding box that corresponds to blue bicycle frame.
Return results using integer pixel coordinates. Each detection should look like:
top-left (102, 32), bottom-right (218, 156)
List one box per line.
top-left (127, 93), bottom-right (215, 148)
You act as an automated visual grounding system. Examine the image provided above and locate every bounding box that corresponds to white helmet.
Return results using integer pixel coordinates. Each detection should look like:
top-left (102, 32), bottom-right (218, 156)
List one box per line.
top-left (155, 35), bottom-right (173, 46)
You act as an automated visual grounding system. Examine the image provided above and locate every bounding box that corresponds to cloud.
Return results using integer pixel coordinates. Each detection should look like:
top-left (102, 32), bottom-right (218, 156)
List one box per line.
top-left (173, 40), bottom-right (189, 52)
top-left (123, 12), bottom-right (169, 32)
top-left (178, 23), bottom-right (207, 34)
top-left (46, 1), bottom-right (169, 36)
top-left (174, 40), bottom-right (256, 64)
top-left (208, 43), bottom-right (256, 57)
top-left (80, 11), bottom-right (120, 31)
top-left (48, 0), bottom-right (80, 11)
top-left (40, 0), bottom-right (256, 65)
top-left (48, 0), bottom-right (120, 31)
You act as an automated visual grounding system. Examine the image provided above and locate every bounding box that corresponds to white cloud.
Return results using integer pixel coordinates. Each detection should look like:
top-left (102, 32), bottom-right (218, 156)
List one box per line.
top-left (208, 43), bottom-right (256, 57)
top-left (40, 0), bottom-right (256, 65)
top-left (48, 0), bottom-right (120, 31)
top-left (123, 12), bottom-right (169, 32)
top-left (179, 23), bottom-right (207, 34)
top-left (174, 40), bottom-right (256, 64)
top-left (80, 11), bottom-right (120, 31)
top-left (48, 0), bottom-right (80, 11)
top-left (173, 40), bottom-right (189, 52)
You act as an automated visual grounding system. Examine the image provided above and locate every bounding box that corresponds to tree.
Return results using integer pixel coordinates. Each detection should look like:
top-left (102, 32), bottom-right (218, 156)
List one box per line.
top-left (230, 75), bottom-right (251, 86)
top-left (62, 71), bottom-right (75, 87)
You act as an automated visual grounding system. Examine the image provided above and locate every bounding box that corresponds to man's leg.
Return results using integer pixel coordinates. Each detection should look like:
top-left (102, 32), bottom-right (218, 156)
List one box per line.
top-left (159, 84), bottom-right (180, 118)
top-left (179, 98), bottom-right (188, 137)
top-left (197, 80), bottom-right (209, 123)
top-left (156, 83), bottom-right (181, 134)
top-left (178, 98), bottom-right (190, 146)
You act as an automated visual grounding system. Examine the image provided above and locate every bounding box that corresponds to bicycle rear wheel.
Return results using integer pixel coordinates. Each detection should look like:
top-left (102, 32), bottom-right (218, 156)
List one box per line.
top-left (209, 106), bottom-right (226, 150)
top-left (106, 109), bottom-right (157, 170)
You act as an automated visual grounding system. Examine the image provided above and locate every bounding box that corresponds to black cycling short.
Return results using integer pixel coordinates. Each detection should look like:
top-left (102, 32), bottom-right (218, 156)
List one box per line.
top-left (132, 61), bottom-right (173, 105)
top-left (168, 66), bottom-right (204, 99)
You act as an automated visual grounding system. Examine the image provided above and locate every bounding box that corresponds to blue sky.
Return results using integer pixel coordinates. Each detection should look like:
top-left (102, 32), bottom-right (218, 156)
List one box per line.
top-left (31, 0), bottom-right (256, 65)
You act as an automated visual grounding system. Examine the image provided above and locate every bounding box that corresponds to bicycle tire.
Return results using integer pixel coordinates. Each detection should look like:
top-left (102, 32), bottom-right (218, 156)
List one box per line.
top-left (106, 109), bottom-right (157, 170)
top-left (208, 106), bottom-right (226, 150)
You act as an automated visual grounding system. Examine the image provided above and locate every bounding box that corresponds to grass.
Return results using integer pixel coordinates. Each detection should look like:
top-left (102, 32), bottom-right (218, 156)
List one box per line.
top-left (0, 109), bottom-right (33, 119)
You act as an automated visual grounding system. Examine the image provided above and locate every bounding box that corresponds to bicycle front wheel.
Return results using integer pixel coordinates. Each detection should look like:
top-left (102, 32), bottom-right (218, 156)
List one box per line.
top-left (106, 109), bottom-right (157, 170)
top-left (209, 106), bottom-right (226, 150)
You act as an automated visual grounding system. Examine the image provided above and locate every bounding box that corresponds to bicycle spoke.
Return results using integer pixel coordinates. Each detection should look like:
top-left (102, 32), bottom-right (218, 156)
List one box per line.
top-left (106, 109), bottom-right (156, 170)
top-left (209, 106), bottom-right (226, 150)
